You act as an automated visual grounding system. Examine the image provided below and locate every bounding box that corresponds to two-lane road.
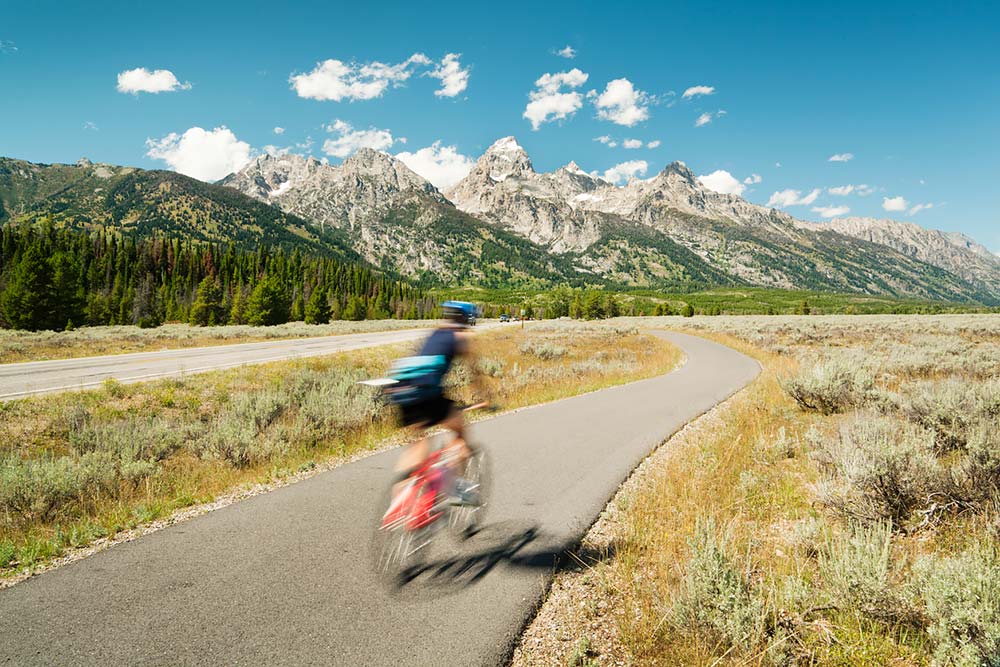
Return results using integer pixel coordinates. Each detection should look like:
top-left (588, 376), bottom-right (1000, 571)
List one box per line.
top-left (0, 328), bottom-right (433, 401)
top-left (0, 331), bottom-right (760, 666)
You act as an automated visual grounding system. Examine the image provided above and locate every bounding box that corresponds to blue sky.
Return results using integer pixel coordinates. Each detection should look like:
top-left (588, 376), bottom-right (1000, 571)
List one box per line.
top-left (1, 0), bottom-right (998, 251)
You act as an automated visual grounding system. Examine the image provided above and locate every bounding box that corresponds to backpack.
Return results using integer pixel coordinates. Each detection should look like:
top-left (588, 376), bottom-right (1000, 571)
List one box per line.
top-left (384, 355), bottom-right (449, 406)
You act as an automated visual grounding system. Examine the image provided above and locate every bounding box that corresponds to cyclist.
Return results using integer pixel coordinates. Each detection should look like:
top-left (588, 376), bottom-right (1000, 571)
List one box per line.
top-left (389, 301), bottom-right (490, 504)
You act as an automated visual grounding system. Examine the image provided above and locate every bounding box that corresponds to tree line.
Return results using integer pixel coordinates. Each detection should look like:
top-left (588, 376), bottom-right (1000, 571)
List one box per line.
top-left (0, 225), bottom-right (439, 331)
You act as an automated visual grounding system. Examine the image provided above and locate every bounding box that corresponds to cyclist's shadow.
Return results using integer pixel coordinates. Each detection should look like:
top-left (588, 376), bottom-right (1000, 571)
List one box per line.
top-left (385, 520), bottom-right (616, 600)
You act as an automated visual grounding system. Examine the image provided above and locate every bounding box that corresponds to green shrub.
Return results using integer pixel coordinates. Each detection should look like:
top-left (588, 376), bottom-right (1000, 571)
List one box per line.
top-left (950, 420), bottom-right (1000, 507)
top-left (783, 360), bottom-right (875, 415)
top-left (901, 379), bottom-right (1000, 453)
top-left (913, 544), bottom-right (1000, 666)
top-left (810, 416), bottom-right (941, 528)
top-left (519, 340), bottom-right (567, 360)
top-left (477, 357), bottom-right (505, 378)
top-left (670, 518), bottom-right (765, 652)
top-left (0, 540), bottom-right (16, 568)
top-left (818, 520), bottom-right (917, 624)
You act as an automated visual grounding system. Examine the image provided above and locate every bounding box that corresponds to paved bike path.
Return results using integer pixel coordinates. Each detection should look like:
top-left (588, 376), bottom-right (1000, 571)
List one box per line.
top-left (0, 327), bottom-right (434, 400)
top-left (0, 331), bottom-right (760, 666)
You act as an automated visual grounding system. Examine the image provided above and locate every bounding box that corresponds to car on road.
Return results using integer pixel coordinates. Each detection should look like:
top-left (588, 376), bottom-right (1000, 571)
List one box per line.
top-left (499, 314), bottom-right (510, 323)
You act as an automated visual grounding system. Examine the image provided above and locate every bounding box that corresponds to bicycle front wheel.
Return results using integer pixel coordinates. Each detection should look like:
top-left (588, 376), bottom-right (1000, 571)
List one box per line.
top-left (448, 443), bottom-right (492, 538)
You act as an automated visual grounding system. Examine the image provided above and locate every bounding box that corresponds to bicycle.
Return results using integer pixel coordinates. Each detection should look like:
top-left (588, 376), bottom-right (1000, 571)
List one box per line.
top-left (369, 406), bottom-right (493, 582)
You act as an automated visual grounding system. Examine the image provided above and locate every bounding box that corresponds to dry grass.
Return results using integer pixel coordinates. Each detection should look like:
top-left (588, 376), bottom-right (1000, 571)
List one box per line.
top-left (0, 321), bottom-right (680, 580)
top-left (517, 314), bottom-right (1000, 666)
top-left (0, 320), bottom-right (438, 364)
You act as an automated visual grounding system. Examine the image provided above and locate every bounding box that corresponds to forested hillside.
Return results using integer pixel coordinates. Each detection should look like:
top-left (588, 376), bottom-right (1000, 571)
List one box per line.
top-left (0, 224), bottom-right (434, 331)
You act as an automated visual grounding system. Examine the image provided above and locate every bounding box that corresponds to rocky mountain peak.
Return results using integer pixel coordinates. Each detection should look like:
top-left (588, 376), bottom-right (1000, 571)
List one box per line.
top-left (476, 136), bottom-right (533, 182)
top-left (657, 161), bottom-right (698, 185)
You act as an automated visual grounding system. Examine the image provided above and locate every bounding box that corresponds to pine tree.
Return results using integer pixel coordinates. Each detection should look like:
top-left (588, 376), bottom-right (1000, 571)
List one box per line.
top-left (189, 276), bottom-right (223, 326)
top-left (244, 274), bottom-right (290, 326)
top-left (304, 286), bottom-right (331, 324)
top-left (681, 303), bottom-right (695, 318)
top-left (342, 294), bottom-right (367, 321)
top-left (1, 244), bottom-right (52, 330)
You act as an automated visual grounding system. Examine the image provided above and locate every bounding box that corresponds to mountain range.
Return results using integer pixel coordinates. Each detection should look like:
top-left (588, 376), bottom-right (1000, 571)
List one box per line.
top-left (2, 141), bottom-right (998, 305)
top-left (224, 138), bottom-right (1000, 304)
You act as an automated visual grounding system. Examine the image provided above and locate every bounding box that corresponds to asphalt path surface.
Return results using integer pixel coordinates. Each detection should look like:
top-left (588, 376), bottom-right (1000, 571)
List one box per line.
top-left (0, 331), bottom-right (760, 666)
top-left (0, 328), bottom-right (434, 401)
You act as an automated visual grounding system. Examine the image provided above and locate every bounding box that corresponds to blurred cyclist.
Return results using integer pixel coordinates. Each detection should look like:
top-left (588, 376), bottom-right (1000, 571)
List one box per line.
top-left (386, 301), bottom-right (490, 502)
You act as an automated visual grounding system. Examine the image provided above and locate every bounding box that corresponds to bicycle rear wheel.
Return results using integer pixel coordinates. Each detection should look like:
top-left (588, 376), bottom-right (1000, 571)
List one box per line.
top-left (370, 480), bottom-right (436, 582)
top-left (448, 443), bottom-right (492, 538)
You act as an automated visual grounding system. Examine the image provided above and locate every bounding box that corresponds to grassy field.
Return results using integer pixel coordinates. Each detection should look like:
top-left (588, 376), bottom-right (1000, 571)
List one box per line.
top-left (517, 314), bottom-right (1000, 666)
top-left (436, 286), bottom-right (995, 318)
top-left (0, 320), bottom-right (440, 364)
top-left (0, 322), bottom-right (681, 581)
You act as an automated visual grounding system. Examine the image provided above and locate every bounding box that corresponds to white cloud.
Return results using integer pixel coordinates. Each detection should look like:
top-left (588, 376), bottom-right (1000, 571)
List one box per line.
top-left (83, 121), bottom-right (98, 131)
top-left (698, 170), bottom-right (745, 196)
top-left (427, 53), bottom-right (469, 98)
top-left (623, 138), bottom-right (643, 149)
top-left (594, 78), bottom-right (650, 127)
top-left (695, 109), bottom-right (726, 127)
top-left (262, 144), bottom-right (290, 157)
top-left (743, 173), bottom-right (762, 185)
top-left (117, 68), bottom-right (191, 94)
top-left (602, 160), bottom-right (648, 184)
top-left (523, 68), bottom-right (589, 130)
top-left (856, 184), bottom-right (875, 196)
top-left (594, 135), bottom-right (618, 148)
top-left (646, 140), bottom-right (661, 149)
top-left (909, 202), bottom-right (934, 215)
top-left (289, 53), bottom-right (431, 101)
top-left (882, 195), bottom-right (908, 212)
top-left (828, 152), bottom-right (854, 162)
top-left (767, 188), bottom-right (822, 207)
top-left (321, 119), bottom-right (394, 158)
top-left (812, 205), bottom-right (850, 218)
top-left (682, 85), bottom-right (715, 99)
top-left (273, 127), bottom-right (285, 135)
top-left (827, 185), bottom-right (855, 196)
top-left (145, 126), bottom-right (252, 182)
top-left (396, 141), bottom-right (474, 189)
top-left (556, 45), bottom-right (576, 58)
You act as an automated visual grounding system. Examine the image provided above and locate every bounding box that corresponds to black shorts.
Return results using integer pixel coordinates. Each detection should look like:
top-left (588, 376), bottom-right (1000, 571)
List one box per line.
top-left (398, 394), bottom-right (455, 428)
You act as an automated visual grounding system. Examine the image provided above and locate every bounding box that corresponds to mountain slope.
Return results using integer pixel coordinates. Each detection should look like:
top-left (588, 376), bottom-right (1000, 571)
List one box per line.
top-left (0, 157), bottom-right (360, 261)
top-left (445, 141), bottom-right (999, 304)
top-left (797, 216), bottom-right (1000, 300)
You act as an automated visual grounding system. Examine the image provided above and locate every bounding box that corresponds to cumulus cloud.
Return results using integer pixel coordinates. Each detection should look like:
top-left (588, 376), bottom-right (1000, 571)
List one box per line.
top-left (273, 127), bottom-right (285, 135)
top-left (523, 68), bottom-right (589, 130)
top-left (427, 53), bottom-right (469, 97)
top-left (882, 195), bottom-right (908, 212)
top-left (594, 135), bottom-right (618, 148)
top-left (145, 126), bottom-right (252, 182)
top-left (556, 45), bottom-right (576, 58)
top-left (594, 78), bottom-right (650, 127)
top-left (647, 140), bottom-right (661, 149)
top-left (321, 119), bottom-right (394, 158)
top-left (682, 85), bottom-right (714, 99)
top-left (767, 188), bottom-right (822, 207)
top-left (909, 202), bottom-right (934, 215)
top-left (290, 53), bottom-right (431, 101)
top-left (602, 160), bottom-right (648, 184)
top-left (623, 138), bottom-right (643, 149)
top-left (698, 170), bottom-right (745, 196)
top-left (743, 173), bottom-right (762, 185)
top-left (117, 68), bottom-right (191, 94)
top-left (827, 185), bottom-right (855, 196)
top-left (828, 152), bottom-right (854, 162)
top-left (396, 141), bottom-right (474, 189)
top-left (812, 205), bottom-right (850, 218)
